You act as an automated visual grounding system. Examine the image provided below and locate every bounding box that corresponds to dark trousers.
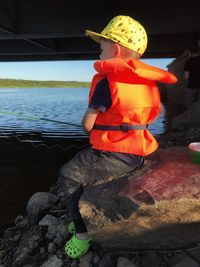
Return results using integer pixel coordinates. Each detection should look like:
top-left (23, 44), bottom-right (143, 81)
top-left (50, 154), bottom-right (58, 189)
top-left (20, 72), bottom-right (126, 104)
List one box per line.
top-left (57, 147), bottom-right (143, 233)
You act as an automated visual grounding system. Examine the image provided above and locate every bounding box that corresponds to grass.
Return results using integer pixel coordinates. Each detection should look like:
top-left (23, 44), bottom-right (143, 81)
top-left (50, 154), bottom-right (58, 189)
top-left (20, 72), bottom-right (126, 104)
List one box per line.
top-left (0, 79), bottom-right (91, 88)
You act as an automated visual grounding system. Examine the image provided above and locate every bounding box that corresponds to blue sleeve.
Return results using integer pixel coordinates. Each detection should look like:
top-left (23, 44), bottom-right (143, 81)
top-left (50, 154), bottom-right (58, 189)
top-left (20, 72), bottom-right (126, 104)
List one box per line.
top-left (89, 78), bottom-right (112, 112)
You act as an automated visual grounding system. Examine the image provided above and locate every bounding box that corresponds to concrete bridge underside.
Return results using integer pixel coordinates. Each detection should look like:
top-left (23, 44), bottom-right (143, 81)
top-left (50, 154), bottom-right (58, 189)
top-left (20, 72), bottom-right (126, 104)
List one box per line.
top-left (0, 0), bottom-right (199, 61)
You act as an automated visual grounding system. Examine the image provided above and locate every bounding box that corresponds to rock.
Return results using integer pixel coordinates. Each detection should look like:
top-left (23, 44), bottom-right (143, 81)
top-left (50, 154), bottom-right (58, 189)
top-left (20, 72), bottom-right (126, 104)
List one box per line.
top-left (141, 253), bottom-right (162, 267)
top-left (99, 254), bottom-right (113, 267)
top-left (92, 254), bottom-right (101, 265)
top-left (12, 226), bottom-right (46, 266)
top-left (39, 214), bottom-right (58, 226)
top-left (53, 236), bottom-right (64, 246)
top-left (117, 256), bottom-right (137, 267)
top-left (171, 255), bottom-right (199, 267)
top-left (79, 262), bottom-right (93, 267)
top-left (13, 233), bottom-right (21, 242)
top-left (40, 247), bottom-right (46, 255)
top-left (172, 100), bottom-right (200, 128)
top-left (40, 255), bottom-right (63, 267)
top-left (45, 217), bottom-right (67, 241)
top-left (56, 250), bottom-right (65, 260)
top-left (79, 147), bottom-right (200, 250)
top-left (16, 217), bottom-right (29, 227)
top-left (48, 242), bottom-right (56, 254)
top-left (70, 259), bottom-right (79, 267)
top-left (168, 252), bottom-right (188, 266)
top-left (186, 246), bottom-right (200, 262)
top-left (14, 215), bottom-right (24, 224)
top-left (79, 251), bottom-right (93, 265)
top-left (13, 247), bottom-right (31, 267)
top-left (26, 192), bottom-right (59, 218)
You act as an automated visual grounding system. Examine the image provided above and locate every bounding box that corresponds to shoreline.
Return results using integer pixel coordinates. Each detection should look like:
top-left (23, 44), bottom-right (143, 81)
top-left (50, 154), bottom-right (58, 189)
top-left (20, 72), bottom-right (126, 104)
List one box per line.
top-left (0, 79), bottom-right (91, 88)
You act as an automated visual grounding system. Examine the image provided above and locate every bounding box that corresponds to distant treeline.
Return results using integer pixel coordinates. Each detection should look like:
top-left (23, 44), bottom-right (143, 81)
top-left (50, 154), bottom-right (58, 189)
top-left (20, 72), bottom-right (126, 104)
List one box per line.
top-left (0, 79), bottom-right (91, 88)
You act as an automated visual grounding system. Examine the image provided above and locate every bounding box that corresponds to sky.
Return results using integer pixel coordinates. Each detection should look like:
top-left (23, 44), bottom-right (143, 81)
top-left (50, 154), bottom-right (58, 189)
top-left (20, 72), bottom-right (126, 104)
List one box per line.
top-left (0, 58), bottom-right (174, 82)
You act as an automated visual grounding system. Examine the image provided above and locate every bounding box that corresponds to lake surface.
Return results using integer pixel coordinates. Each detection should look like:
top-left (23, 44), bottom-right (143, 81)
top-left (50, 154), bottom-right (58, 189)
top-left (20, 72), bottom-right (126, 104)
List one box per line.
top-left (0, 88), bottom-right (89, 138)
top-left (0, 87), bottom-right (167, 137)
top-left (0, 88), bottom-right (167, 235)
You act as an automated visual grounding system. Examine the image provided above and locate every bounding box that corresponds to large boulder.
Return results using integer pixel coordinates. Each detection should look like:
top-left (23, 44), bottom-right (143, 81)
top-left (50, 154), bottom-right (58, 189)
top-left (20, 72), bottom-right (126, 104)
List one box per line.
top-left (79, 146), bottom-right (200, 250)
top-left (172, 100), bottom-right (200, 128)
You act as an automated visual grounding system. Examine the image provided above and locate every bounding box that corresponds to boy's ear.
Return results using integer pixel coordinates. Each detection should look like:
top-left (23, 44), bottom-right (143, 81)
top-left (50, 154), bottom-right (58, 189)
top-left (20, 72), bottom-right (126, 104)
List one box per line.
top-left (114, 43), bottom-right (121, 57)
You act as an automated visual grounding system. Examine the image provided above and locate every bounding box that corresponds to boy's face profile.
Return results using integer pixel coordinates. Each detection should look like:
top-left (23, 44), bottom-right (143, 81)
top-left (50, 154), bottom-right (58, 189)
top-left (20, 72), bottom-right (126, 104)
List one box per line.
top-left (99, 39), bottom-right (116, 60)
top-left (99, 38), bottom-right (140, 60)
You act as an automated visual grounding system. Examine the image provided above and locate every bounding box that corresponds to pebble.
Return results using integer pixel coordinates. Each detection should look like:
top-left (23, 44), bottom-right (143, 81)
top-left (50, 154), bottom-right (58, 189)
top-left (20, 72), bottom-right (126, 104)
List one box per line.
top-left (40, 255), bottom-right (63, 267)
top-left (171, 255), bottom-right (200, 267)
top-left (117, 256), bottom-right (137, 267)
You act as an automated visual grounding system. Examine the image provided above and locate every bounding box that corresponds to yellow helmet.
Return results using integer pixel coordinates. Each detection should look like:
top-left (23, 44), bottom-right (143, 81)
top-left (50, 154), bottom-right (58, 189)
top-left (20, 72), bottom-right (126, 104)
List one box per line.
top-left (85, 15), bottom-right (147, 55)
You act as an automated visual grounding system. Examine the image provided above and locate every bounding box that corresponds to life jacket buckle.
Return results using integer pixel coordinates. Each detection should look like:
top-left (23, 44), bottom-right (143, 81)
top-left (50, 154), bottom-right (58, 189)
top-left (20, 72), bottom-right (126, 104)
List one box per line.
top-left (120, 123), bottom-right (130, 132)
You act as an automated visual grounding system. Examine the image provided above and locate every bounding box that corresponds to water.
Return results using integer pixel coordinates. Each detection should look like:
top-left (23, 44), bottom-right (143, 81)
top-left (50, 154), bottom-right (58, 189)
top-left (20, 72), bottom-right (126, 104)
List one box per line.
top-left (0, 87), bottom-right (167, 235)
top-left (0, 87), bottom-right (167, 137)
top-left (0, 88), bottom-right (89, 138)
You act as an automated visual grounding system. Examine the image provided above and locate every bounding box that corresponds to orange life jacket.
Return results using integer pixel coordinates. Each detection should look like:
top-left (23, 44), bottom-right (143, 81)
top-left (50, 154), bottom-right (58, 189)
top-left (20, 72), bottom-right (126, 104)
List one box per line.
top-left (89, 58), bottom-right (177, 156)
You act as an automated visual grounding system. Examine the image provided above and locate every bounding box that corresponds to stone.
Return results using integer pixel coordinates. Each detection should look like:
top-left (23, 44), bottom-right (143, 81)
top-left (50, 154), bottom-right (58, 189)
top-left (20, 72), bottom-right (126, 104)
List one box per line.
top-left (92, 254), bottom-right (101, 265)
top-left (26, 192), bottom-right (59, 217)
top-left (99, 254), bottom-right (113, 267)
top-left (70, 260), bottom-right (79, 267)
top-left (79, 262), bottom-right (93, 267)
top-left (39, 214), bottom-right (58, 226)
top-left (79, 251), bottom-right (93, 264)
top-left (171, 255), bottom-right (199, 267)
top-left (79, 147), bottom-right (200, 250)
top-left (12, 226), bottom-right (45, 266)
top-left (13, 247), bottom-right (31, 267)
top-left (186, 246), bottom-right (200, 262)
top-left (16, 217), bottom-right (29, 228)
top-left (141, 253), bottom-right (162, 267)
top-left (40, 247), bottom-right (46, 255)
top-left (168, 252), bottom-right (188, 266)
top-left (45, 218), bottom-right (67, 240)
top-left (172, 100), bottom-right (200, 128)
top-left (56, 250), bottom-right (65, 260)
top-left (48, 242), bottom-right (56, 254)
top-left (13, 233), bottom-right (21, 242)
top-left (117, 256), bottom-right (137, 267)
top-left (53, 236), bottom-right (64, 246)
top-left (40, 255), bottom-right (63, 267)
top-left (14, 215), bottom-right (24, 224)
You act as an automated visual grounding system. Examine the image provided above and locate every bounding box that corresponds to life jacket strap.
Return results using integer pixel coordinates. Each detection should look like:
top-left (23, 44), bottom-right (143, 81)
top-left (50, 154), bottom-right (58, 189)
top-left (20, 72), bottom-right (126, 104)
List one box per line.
top-left (93, 123), bottom-right (148, 132)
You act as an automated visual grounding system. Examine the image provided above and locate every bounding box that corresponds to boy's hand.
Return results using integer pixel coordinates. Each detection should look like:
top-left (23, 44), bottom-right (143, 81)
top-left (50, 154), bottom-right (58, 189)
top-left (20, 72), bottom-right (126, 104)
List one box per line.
top-left (81, 108), bottom-right (99, 134)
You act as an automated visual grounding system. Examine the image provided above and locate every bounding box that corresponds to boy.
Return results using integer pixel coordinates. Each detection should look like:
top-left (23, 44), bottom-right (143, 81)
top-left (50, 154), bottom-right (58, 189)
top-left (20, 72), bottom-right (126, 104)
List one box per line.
top-left (57, 15), bottom-right (177, 259)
